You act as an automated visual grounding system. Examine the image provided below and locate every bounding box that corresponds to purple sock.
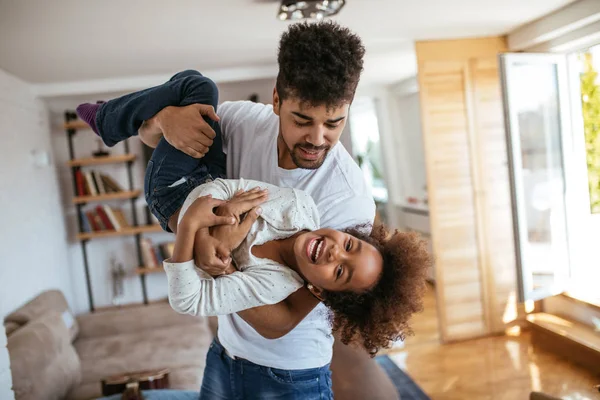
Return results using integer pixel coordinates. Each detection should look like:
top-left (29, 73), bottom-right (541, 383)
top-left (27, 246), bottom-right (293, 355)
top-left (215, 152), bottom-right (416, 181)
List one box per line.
top-left (76, 103), bottom-right (102, 135)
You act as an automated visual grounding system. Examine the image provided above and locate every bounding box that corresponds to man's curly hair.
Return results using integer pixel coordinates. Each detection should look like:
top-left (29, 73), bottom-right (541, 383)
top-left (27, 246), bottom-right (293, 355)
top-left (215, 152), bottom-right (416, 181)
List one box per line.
top-left (276, 21), bottom-right (365, 108)
top-left (321, 225), bottom-right (431, 356)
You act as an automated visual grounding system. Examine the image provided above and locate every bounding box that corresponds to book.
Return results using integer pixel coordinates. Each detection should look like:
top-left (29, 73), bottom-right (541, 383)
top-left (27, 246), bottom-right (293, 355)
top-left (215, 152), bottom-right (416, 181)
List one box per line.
top-left (93, 171), bottom-right (106, 194)
top-left (100, 174), bottom-right (123, 192)
top-left (85, 211), bottom-right (99, 231)
top-left (103, 205), bottom-right (121, 231)
top-left (153, 246), bottom-right (164, 265)
top-left (112, 209), bottom-right (130, 228)
top-left (160, 242), bottom-right (175, 260)
top-left (75, 170), bottom-right (87, 196)
top-left (80, 210), bottom-right (91, 232)
top-left (91, 211), bottom-right (107, 231)
top-left (84, 172), bottom-right (97, 196)
top-left (90, 172), bottom-right (101, 195)
top-left (95, 206), bottom-right (114, 230)
top-left (140, 238), bottom-right (158, 267)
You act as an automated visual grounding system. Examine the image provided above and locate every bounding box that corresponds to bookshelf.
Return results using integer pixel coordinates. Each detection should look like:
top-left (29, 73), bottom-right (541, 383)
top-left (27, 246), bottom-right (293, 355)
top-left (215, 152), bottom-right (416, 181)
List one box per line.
top-left (72, 190), bottom-right (142, 204)
top-left (135, 267), bottom-right (164, 275)
top-left (76, 224), bottom-right (163, 241)
top-left (64, 111), bottom-right (163, 312)
top-left (67, 154), bottom-right (137, 167)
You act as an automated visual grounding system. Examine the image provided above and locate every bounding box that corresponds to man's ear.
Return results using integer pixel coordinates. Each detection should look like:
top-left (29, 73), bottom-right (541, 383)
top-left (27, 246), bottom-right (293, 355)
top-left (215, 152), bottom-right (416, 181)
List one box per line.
top-left (307, 284), bottom-right (325, 302)
top-left (273, 87), bottom-right (280, 116)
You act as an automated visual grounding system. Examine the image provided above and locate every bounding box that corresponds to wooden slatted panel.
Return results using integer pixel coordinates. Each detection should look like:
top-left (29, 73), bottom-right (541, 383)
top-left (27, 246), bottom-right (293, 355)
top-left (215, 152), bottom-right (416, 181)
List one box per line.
top-left (416, 37), bottom-right (514, 343)
top-left (418, 61), bottom-right (487, 341)
top-left (470, 57), bottom-right (517, 332)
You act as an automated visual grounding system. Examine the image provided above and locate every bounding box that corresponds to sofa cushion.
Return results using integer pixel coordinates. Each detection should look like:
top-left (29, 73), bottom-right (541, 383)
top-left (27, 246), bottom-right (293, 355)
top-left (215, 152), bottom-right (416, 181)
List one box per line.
top-left (4, 290), bottom-right (78, 341)
top-left (74, 322), bottom-right (211, 384)
top-left (4, 321), bottom-right (20, 336)
top-left (75, 301), bottom-right (201, 340)
top-left (8, 312), bottom-right (81, 400)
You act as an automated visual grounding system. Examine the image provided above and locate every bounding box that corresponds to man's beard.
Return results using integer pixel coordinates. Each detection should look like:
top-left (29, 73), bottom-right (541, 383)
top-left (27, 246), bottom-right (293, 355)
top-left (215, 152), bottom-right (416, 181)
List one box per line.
top-left (289, 143), bottom-right (331, 170)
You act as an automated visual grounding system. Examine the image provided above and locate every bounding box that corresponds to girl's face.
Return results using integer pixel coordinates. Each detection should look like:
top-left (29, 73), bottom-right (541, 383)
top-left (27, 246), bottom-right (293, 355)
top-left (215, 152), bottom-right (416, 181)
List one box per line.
top-left (293, 228), bottom-right (383, 296)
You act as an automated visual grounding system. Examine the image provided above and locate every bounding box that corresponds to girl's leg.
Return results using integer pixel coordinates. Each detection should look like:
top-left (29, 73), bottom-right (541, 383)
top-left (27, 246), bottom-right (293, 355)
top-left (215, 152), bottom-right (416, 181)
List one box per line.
top-left (77, 70), bottom-right (226, 232)
top-left (76, 70), bottom-right (220, 149)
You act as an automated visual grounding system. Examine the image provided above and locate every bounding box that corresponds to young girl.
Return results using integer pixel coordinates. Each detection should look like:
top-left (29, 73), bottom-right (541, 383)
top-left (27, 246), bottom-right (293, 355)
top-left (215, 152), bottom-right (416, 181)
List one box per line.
top-left (76, 72), bottom-right (431, 357)
top-left (168, 176), bottom-right (430, 356)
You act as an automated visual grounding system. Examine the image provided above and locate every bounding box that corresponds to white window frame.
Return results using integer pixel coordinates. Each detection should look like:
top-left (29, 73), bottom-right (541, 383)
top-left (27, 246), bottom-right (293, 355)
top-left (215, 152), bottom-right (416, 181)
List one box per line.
top-left (499, 53), bottom-right (576, 302)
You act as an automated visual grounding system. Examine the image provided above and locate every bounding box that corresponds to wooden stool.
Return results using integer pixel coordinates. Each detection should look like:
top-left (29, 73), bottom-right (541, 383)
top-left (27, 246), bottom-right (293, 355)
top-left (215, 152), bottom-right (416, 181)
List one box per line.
top-left (101, 369), bottom-right (170, 398)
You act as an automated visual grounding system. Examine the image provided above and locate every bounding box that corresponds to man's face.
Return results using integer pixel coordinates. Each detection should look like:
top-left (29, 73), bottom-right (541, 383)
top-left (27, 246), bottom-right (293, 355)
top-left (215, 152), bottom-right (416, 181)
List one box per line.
top-left (274, 89), bottom-right (349, 170)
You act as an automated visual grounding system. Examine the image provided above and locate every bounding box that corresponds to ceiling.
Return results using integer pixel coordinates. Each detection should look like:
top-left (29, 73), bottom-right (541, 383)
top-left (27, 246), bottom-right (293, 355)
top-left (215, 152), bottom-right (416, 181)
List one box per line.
top-left (0, 0), bottom-right (575, 87)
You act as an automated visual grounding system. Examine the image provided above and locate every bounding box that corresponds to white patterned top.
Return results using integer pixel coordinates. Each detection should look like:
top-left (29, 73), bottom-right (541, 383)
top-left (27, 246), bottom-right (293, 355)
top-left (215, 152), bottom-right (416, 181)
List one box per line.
top-left (163, 178), bottom-right (320, 316)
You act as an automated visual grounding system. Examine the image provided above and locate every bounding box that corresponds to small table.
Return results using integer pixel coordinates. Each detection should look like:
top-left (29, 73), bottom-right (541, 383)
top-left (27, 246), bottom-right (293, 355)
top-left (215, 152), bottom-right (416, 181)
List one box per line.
top-left (101, 369), bottom-right (170, 397)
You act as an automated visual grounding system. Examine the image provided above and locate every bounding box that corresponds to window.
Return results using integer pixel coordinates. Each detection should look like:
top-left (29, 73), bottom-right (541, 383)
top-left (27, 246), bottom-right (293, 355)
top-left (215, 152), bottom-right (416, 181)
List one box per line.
top-left (576, 46), bottom-right (600, 214)
top-left (500, 44), bottom-right (600, 304)
top-left (348, 97), bottom-right (389, 223)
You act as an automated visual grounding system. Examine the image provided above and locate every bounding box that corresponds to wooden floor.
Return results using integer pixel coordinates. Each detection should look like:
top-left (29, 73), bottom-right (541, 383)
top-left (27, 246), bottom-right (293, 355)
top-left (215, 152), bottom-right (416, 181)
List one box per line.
top-left (382, 285), bottom-right (600, 400)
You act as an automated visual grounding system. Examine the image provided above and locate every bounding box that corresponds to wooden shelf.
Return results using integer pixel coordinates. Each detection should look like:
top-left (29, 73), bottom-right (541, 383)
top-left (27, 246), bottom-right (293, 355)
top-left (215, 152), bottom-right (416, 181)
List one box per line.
top-left (77, 225), bottom-right (163, 241)
top-left (72, 190), bottom-right (141, 204)
top-left (135, 267), bottom-right (164, 275)
top-left (64, 120), bottom-right (93, 130)
top-left (67, 154), bottom-right (136, 167)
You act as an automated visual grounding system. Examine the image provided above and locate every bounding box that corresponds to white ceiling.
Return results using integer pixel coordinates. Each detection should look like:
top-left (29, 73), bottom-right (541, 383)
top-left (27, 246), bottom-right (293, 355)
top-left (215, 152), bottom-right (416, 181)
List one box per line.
top-left (0, 0), bottom-right (575, 87)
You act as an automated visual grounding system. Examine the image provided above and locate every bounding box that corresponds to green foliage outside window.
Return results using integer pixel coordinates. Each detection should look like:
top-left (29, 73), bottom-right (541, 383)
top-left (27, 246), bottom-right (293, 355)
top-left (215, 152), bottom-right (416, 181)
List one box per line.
top-left (580, 52), bottom-right (600, 213)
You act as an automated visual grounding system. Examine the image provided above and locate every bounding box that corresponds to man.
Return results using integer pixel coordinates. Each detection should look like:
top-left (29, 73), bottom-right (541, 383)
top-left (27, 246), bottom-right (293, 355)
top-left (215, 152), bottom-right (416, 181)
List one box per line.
top-left (80, 21), bottom-right (395, 400)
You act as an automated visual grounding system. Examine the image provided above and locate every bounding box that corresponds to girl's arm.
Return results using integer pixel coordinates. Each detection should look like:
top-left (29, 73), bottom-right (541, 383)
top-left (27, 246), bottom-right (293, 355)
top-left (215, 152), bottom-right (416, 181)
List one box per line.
top-left (170, 180), bottom-right (319, 336)
top-left (166, 186), bottom-right (298, 317)
top-left (165, 259), bottom-right (304, 316)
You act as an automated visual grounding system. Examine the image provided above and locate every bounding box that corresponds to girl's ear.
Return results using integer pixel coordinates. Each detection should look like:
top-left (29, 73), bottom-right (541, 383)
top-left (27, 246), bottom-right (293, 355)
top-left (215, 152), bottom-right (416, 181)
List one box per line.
top-left (307, 283), bottom-right (325, 301)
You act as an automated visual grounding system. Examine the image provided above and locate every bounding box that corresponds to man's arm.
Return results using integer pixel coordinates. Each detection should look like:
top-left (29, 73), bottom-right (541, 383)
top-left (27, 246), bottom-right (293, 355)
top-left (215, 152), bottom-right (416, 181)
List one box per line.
top-left (237, 287), bottom-right (320, 339)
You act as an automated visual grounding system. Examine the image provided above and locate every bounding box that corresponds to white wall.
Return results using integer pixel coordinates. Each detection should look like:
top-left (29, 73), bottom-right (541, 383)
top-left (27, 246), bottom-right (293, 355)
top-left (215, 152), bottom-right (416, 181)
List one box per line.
top-left (44, 77), bottom-right (278, 313)
top-left (0, 69), bottom-right (75, 319)
top-left (218, 78), bottom-right (275, 104)
top-left (0, 67), bottom-right (71, 397)
top-left (357, 80), bottom-right (434, 278)
top-left (386, 78), bottom-right (427, 206)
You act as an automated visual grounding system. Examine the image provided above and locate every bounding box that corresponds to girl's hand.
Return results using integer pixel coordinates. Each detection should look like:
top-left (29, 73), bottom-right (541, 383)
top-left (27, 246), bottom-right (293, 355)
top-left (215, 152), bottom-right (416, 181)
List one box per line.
top-left (211, 188), bottom-right (267, 251)
top-left (215, 188), bottom-right (268, 224)
top-left (193, 229), bottom-right (233, 276)
top-left (180, 195), bottom-right (236, 232)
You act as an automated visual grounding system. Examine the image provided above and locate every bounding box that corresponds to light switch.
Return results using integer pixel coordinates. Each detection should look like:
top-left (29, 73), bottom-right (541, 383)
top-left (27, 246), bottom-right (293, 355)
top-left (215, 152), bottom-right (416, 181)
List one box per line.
top-left (31, 149), bottom-right (51, 168)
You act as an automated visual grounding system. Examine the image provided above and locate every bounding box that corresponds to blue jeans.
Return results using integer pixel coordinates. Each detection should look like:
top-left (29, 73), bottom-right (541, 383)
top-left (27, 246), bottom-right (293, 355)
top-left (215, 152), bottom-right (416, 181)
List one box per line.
top-left (95, 70), bottom-right (226, 231)
top-left (200, 339), bottom-right (333, 400)
top-left (98, 389), bottom-right (199, 400)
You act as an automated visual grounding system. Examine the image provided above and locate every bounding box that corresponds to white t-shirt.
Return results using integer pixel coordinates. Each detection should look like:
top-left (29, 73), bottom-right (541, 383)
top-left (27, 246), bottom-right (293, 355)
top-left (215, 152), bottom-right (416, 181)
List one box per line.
top-left (164, 178), bottom-right (319, 317)
top-left (214, 101), bottom-right (375, 370)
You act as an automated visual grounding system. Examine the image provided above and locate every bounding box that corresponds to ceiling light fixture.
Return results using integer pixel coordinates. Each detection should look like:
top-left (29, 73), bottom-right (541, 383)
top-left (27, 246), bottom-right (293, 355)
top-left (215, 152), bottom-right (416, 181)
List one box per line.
top-left (277, 0), bottom-right (345, 21)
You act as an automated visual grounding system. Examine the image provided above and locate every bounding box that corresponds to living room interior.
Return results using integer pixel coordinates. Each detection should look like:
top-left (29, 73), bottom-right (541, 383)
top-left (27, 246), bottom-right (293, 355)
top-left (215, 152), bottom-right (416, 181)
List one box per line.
top-left (1, 0), bottom-right (600, 399)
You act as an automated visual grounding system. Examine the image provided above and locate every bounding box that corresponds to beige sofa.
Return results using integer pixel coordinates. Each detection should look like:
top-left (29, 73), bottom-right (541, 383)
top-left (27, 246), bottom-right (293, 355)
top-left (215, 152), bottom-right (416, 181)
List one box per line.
top-left (4, 290), bottom-right (213, 400)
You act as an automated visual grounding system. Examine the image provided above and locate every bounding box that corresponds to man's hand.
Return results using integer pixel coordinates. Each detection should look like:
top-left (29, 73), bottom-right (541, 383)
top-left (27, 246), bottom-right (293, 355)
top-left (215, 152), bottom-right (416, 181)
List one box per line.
top-left (211, 188), bottom-right (267, 251)
top-left (154, 104), bottom-right (220, 158)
